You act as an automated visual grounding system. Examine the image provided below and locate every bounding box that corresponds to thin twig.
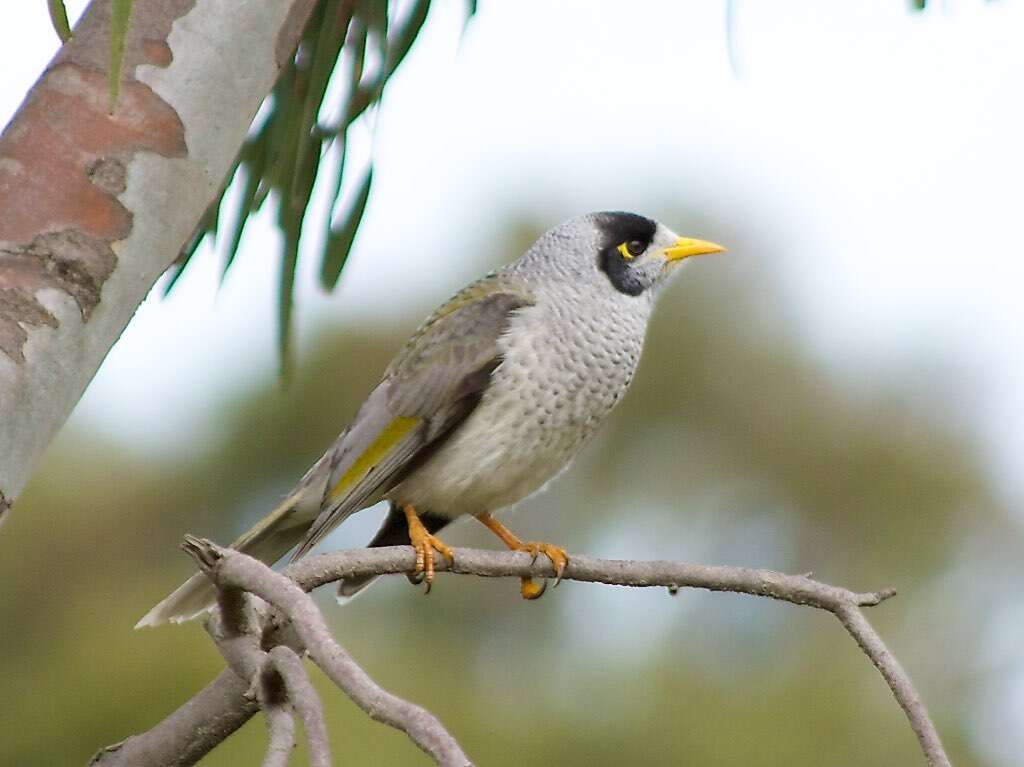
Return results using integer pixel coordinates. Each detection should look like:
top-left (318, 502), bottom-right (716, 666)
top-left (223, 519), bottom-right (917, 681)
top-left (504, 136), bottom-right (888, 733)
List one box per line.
top-left (93, 544), bottom-right (950, 767)
top-left (285, 546), bottom-right (896, 611)
top-left (834, 605), bottom-right (950, 767)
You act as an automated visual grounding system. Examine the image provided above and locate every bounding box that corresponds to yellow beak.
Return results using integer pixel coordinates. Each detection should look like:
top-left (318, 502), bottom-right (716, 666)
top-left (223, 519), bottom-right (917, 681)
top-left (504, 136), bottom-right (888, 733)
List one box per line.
top-left (663, 237), bottom-right (727, 262)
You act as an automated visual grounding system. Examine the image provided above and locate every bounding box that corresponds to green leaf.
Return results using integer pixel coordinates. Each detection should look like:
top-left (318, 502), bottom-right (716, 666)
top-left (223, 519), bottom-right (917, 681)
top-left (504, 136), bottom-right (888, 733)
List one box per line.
top-left (47, 0), bottom-right (72, 43)
top-left (108, 0), bottom-right (132, 112)
top-left (385, 0), bottom-right (430, 78)
top-left (277, 233), bottom-right (300, 382)
top-left (333, 17), bottom-right (369, 133)
top-left (365, 0), bottom-right (389, 49)
top-left (324, 137), bottom-right (349, 238)
top-left (320, 166), bottom-right (373, 290)
top-left (164, 196), bottom-right (220, 296)
top-left (220, 142), bottom-right (268, 283)
top-left (161, 259), bottom-right (188, 297)
top-left (266, 72), bottom-right (303, 201)
top-left (291, 0), bottom-right (349, 210)
top-left (159, 0), bottom-right (438, 373)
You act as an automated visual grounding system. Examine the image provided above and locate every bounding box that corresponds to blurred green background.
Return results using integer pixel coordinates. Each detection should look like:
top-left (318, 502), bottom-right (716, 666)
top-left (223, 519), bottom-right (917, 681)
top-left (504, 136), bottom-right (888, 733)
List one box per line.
top-left (4, 1), bottom-right (1024, 765)
top-left (2, 219), bottom-right (1016, 765)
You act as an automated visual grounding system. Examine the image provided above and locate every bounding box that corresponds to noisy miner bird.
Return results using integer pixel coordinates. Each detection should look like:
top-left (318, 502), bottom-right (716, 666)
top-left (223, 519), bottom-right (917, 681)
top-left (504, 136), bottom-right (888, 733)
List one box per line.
top-left (137, 211), bottom-right (724, 627)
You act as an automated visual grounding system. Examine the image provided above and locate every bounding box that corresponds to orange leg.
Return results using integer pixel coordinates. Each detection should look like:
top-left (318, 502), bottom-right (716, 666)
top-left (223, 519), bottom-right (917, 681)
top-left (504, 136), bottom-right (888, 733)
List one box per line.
top-left (403, 504), bottom-right (454, 593)
top-left (475, 513), bottom-right (569, 600)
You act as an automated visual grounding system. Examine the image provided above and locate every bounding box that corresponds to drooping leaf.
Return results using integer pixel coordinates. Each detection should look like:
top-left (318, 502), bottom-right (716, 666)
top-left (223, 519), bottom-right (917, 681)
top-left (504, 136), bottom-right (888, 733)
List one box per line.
top-left (162, 0), bottom-right (436, 373)
top-left (108, 0), bottom-right (132, 112)
top-left (321, 165), bottom-right (373, 290)
top-left (365, 0), bottom-right (389, 51)
top-left (161, 259), bottom-right (188, 297)
top-left (47, 0), bottom-right (72, 42)
top-left (220, 143), bottom-right (267, 283)
top-left (385, 0), bottom-right (430, 79)
top-left (164, 198), bottom-right (221, 296)
top-left (290, 0), bottom-right (348, 210)
top-left (277, 234), bottom-right (300, 382)
top-left (322, 135), bottom-right (349, 254)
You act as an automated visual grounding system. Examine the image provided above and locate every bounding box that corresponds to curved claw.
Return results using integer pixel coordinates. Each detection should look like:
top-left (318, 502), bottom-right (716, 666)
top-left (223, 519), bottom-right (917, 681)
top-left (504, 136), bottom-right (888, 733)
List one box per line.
top-left (404, 504), bottom-right (455, 594)
top-left (472, 514), bottom-right (569, 600)
top-left (522, 542), bottom-right (569, 589)
top-left (412, 535), bottom-right (454, 593)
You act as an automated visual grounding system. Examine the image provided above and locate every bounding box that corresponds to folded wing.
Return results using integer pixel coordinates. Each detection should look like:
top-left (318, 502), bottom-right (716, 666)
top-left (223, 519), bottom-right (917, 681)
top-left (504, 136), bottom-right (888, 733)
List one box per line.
top-left (290, 284), bottom-right (532, 559)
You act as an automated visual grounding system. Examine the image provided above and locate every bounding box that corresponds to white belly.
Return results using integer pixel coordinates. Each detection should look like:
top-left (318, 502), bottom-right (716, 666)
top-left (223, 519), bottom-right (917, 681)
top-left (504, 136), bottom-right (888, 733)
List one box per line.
top-left (390, 299), bottom-right (646, 516)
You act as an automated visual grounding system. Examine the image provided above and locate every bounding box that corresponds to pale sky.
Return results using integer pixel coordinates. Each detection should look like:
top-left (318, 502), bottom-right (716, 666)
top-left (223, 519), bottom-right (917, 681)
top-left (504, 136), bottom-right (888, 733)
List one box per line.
top-left (3, 2), bottom-right (1023, 762)
top-left (6, 2), bottom-right (1022, 498)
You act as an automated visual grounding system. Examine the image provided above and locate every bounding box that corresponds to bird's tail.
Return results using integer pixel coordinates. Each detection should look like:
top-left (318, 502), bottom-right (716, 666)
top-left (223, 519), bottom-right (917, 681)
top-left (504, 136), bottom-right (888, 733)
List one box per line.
top-left (135, 495), bottom-right (313, 628)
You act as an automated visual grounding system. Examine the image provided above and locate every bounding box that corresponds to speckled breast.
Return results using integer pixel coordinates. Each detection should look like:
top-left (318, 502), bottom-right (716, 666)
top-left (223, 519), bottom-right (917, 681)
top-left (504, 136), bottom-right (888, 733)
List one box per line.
top-left (390, 293), bottom-right (650, 516)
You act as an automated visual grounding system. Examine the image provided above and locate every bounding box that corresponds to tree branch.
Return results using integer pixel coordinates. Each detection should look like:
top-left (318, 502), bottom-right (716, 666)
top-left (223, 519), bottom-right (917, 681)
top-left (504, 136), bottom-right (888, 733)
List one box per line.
top-left (204, 587), bottom-right (331, 767)
top-left (264, 646), bottom-right (332, 767)
top-left (187, 538), bottom-right (470, 767)
top-left (92, 544), bottom-right (950, 767)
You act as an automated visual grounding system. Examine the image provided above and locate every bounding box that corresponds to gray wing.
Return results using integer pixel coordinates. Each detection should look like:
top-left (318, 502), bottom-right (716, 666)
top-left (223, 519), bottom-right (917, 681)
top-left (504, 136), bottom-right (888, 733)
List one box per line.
top-left (290, 284), bottom-right (532, 559)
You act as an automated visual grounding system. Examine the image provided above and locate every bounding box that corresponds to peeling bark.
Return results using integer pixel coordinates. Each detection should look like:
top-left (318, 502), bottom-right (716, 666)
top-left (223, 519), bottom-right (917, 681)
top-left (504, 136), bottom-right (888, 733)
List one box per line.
top-left (0, 0), bottom-right (318, 516)
top-left (0, 230), bottom-right (116, 362)
top-left (0, 58), bottom-right (186, 361)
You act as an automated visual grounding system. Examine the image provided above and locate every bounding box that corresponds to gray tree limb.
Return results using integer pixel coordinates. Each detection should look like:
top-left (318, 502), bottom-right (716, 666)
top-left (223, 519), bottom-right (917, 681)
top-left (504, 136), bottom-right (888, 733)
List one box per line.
top-left (186, 537), bottom-right (471, 767)
top-left (205, 587), bottom-right (331, 767)
top-left (93, 544), bottom-right (950, 767)
top-left (264, 646), bottom-right (332, 767)
top-left (0, 0), bottom-right (317, 522)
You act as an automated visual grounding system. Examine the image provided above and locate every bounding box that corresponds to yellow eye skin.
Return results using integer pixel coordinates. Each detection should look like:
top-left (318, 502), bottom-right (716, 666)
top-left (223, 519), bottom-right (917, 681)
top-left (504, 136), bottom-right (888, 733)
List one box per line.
top-left (617, 240), bottom-right (646, 260)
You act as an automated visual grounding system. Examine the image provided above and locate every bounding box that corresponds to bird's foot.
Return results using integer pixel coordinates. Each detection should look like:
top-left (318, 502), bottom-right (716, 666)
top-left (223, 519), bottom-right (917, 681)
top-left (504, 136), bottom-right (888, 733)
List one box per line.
top-left (514, 541), bottom-right (569, 600)
top-left (403, 504), bottom-right (454, 593)
top-left (473, 513), bottom-right (569, 600)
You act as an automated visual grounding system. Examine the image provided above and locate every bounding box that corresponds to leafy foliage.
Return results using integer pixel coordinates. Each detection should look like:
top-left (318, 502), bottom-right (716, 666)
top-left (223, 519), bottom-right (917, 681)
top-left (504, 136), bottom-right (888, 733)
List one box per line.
top-left (168, 0), bottom-right (439, 373)
top-left (45, 0), bottom-right (448, 370)
top-left (39, 0), bottom-right (963, 368)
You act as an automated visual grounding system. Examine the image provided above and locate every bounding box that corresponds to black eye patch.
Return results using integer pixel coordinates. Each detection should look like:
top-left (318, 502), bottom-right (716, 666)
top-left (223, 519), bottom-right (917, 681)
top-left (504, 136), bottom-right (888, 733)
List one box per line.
top-left (600, 247), bottom-right (645, 295)
top-left (594, 212), bottom-right (657, 296)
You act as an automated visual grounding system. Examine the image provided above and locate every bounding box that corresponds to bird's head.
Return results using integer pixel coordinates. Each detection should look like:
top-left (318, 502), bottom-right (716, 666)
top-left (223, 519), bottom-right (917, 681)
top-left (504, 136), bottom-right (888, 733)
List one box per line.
top-left (518, 211), bottom-right (725, 298)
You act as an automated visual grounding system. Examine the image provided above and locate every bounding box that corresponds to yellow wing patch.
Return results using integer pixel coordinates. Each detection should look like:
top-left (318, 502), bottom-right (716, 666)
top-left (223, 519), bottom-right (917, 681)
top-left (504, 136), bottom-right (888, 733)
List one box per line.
top-left (328, 417), bottom-right (420, 501)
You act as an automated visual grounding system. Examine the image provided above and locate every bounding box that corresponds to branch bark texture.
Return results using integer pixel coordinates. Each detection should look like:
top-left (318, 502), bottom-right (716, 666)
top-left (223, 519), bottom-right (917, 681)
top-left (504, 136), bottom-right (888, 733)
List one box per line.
top-left (193, 540), bottom-right (469, 767)
top-left (94, 544), bottom-right (951, 767)
top-left (0, 0), bottom-right (316, 518)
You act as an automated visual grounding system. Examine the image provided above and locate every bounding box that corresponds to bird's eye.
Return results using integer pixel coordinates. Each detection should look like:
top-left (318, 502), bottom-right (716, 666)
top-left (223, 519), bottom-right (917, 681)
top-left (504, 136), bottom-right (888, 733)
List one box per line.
top-left (617, 240), bottom-right (646, 260)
